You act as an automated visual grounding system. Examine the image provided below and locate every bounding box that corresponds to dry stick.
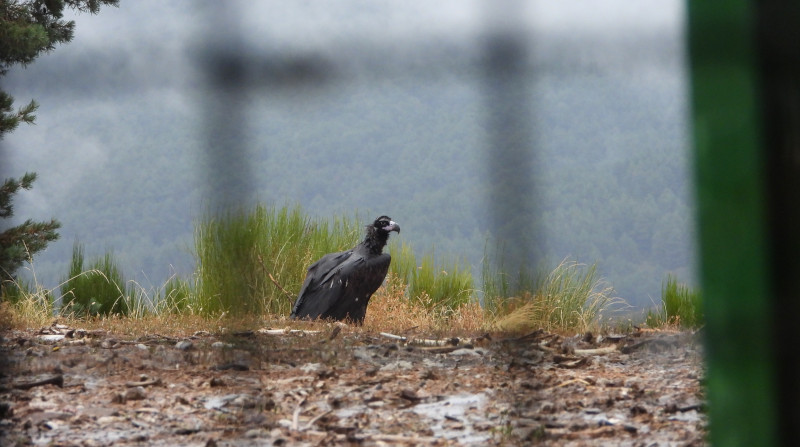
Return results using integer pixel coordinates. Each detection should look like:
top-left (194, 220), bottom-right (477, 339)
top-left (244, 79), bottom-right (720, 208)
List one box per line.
top-left (124, 378), bottom-right (162, 388)
top-left (292, 398), bottom-right (307, 431)
top-left (13, 375), bottom-right (64, 390)
top-left (573, 346), bottom-right (618, 356)
top-left (303, 409), bottom-right (333, 431)
top-left (356, 433), bottom-right (443, 444)
top-left (256, 254), bottom-right (295, 302)
top-left (554, 378), bottom-right (592, 388)
top-left (379, 332), bottom-right (471, 347)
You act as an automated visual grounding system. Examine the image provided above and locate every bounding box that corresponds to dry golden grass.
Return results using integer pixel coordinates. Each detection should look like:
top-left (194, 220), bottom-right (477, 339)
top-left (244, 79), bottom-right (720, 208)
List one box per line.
top-left (1, 293), bottom-right (54, 330)
top-left (72, 314), bottom-right (267, 337)
top-left (487, 293), bottom-right (592, 335)
top-left (0, 298), bottom-right (263, 338)
top-left (360, 274), bottom-right (489, 335)
top-left (0, 276), bottom-right (490, 338)
top-left (2, 271), bottom-right (620, 339)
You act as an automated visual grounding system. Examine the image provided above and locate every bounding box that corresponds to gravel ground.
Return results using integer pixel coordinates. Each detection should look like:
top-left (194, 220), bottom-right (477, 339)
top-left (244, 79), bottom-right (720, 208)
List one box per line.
top-left (0, 325), bottom-right (706, 446)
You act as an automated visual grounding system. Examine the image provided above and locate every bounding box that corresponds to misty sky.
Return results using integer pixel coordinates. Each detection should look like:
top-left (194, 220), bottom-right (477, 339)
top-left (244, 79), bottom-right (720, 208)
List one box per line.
top-left (1, 1), bottom-right (692, 304)
top-left (5, 0), bottom-right (686, 212)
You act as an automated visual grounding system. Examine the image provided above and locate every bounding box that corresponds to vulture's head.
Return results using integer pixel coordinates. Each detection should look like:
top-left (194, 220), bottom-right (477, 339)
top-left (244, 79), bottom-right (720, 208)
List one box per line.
top-left (372, 215), bottom-right (400, 235)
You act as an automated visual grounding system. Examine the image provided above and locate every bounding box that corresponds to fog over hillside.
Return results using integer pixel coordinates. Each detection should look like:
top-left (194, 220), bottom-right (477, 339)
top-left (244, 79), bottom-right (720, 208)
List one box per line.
top-left (1, 0), bottom-right (693, 308)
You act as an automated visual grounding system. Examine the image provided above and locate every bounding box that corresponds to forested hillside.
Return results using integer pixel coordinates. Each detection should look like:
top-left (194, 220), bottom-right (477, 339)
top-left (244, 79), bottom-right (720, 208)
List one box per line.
top-left (4, 68), bottom-right (692, 308)
top-left (3, 3), bottom-right (693, 309)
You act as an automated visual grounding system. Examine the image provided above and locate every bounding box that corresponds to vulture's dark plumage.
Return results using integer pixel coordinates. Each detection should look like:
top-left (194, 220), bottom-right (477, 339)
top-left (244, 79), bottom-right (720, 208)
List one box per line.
top-left (290, 216), bottom-right (400, 324)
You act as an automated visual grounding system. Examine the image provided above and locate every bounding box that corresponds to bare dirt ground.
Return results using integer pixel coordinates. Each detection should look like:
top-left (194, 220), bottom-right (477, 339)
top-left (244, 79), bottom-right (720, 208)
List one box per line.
top-left (0, 324), bottom-right (706, 446)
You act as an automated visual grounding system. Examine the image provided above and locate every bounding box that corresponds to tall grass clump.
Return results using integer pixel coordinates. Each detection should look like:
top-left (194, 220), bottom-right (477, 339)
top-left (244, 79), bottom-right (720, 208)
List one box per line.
top-left (1, 277), bottom-right (55, 327)
top-left (60, 242), bottom-right (133, 317)
top-left (389, 242), bottom-right (474, 314)
top-left (158, 276), bottom-right (193, 314)
top-left (192, 204), bottom-right (360, 317)
top-left (481, 252), bottom-right (541, 315)
top-left (487, 258), bottom-right (617, 333)
top-left (646, 274), bottom-right (703, 328)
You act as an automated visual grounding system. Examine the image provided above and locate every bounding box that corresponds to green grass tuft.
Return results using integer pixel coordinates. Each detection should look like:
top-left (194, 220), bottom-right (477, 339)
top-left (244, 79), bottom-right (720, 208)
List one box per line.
top-left (389, 242), bottom-right (474, 314)
top-left (647, 274), bottom-right (703, 328)
top-left (191, 204), bottom-right (360, 316)
top-left (60, 242), bottom-right (132, 317)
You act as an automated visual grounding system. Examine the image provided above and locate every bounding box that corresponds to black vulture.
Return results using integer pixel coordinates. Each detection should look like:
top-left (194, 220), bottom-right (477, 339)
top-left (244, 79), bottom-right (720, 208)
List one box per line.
top-left (290, 216), bottom-right (400, 324)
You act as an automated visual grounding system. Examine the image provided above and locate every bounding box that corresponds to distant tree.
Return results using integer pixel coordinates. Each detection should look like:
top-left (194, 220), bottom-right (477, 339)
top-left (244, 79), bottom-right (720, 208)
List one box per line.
top-left (0, 0), bottom-right (118, 284)
top-left (0, 172), bottom-right (60, 280)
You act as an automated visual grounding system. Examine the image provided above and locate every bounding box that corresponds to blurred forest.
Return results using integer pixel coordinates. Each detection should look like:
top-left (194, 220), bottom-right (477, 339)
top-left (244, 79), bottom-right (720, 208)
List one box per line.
top-left (5, 69), bottom-right (692, 309)
top-left (2, 2), bottom-right (692, 310)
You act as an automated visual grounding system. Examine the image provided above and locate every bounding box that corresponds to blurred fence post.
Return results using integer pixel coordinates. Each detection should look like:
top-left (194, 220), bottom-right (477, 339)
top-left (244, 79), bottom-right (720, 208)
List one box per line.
top-left (688, 0), bottom-right (795, 445)
top-left (756, 1), bottom-right (800, 444)
top-left (481, 0), bottom-right (538, 281)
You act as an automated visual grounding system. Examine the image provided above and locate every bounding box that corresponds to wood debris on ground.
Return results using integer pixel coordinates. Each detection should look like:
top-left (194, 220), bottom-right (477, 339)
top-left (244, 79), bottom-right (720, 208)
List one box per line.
top-left (0, 323), bottom-right (706, 446)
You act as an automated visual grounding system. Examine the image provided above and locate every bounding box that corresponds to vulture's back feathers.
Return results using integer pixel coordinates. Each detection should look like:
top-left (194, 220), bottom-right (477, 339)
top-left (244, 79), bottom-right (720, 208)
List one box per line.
top-left (290, 216), bottom-right (400, 324)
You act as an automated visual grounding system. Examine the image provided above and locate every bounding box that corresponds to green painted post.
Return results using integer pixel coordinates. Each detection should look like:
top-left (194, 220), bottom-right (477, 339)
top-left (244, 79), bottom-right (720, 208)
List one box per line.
top-left (688, 1), bottom-right (776, 446)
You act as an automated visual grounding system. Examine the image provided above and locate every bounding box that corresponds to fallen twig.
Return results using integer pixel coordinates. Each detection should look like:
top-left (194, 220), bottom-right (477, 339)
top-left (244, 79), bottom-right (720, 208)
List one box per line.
top-left (554, 378), bottom-right (591, 388)
top-left (380, 332), bottom-right (406, 342)
top-left (328, 325), bottom-right (341, 341)
top-left (620, 338), bottom-right (678, 354)
top-left (124, 377), bottom-right (162, 387)
top-left (257, 255), bottom-right (295, 302)
top-left (352, 433), bottom-right (443, 444)
top-left (258, 328), bottom-right (320, 336)
top-left (292, 398), bottom-right (307, 431)
top-left (303, 409), bottom-right (333, 430)
top-left (573, 346), bottom-right (617, 356)
top-left (13, 375), bottom-right (64, 390)
top-left (379, 332), bottom-right (468, 347)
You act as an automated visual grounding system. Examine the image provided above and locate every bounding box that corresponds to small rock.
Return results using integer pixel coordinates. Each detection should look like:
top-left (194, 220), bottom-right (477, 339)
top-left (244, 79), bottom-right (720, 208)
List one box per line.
top-left (211, 342), bottom-right (233, 350)
top-left (352, 348), bottom-right (374, 362)
top-left (300, 363), bottom-right (322, 373)
top-left (97, 415), bottom-right (127, 425)
top-left (512, 424), bottom-right (545, 441)
top-left (449, 348), bottom-right (481, 357)
top-left (400, 389), bottom-right (421, 402)
top-left (204, 394), bottom-right (239, 410)
top-left (0, 401), bottom-right (13, 419)
top-left (38, 334), bottom-right (65, 343)
top-left (212, 363), bottom-right (249, 371)
top-left (623, 424), bottom-right (638, 434)
top-left (380, 360), bottom-right (413, 371)
top-left (175, 340), bottom-right (193, 350)
top-left (538, 401), bottom-right (556, 413)
top-left (124, 386), bottom-right (147, 401)
top-left (668, 410), bottom-right (702, 423)
top-left (135, 343), bottom-right (148, 351)
top-left (231, 395), bottom-right (256, 409)
top-left (245, 428), bottom-right (269, 438)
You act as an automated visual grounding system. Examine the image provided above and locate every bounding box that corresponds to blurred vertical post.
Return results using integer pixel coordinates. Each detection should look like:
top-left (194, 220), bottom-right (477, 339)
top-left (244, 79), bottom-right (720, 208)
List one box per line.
top-left (199, 1), bottom-right (254, 212)
top-left (688, 1), bottom-right (776, 446)
top-left (757, 1), bottom-right (800, 444)
top-left (482, 0), bottom-right (537, 277)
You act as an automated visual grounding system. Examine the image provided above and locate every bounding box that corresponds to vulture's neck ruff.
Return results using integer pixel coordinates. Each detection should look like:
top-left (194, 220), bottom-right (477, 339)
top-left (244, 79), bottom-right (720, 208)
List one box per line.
top-left (361, 225), bottom-right (391, 255)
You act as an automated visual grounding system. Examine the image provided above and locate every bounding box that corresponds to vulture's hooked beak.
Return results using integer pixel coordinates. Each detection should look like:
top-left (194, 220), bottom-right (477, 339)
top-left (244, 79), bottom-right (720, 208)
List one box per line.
top-left (387, 221), bottom-right (400, 234)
